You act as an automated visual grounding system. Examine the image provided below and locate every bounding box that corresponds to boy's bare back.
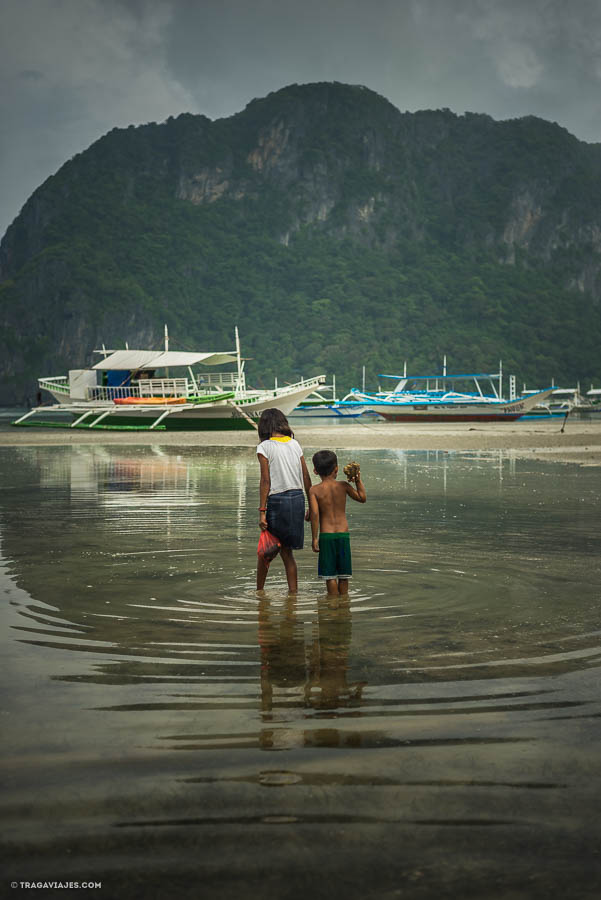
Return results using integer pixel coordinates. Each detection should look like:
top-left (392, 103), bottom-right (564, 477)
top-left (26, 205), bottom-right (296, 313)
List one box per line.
top-left (311, 479), bottom-right (350, 533)
top-left (310, 474), bottom-right (366, 535)
top-left (309, 453), bottom-right (367, 588)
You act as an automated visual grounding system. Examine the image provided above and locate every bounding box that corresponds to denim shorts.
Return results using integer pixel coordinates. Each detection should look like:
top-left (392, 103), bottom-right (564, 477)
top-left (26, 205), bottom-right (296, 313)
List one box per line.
top-left (266, 489), bottom-right (305, 550)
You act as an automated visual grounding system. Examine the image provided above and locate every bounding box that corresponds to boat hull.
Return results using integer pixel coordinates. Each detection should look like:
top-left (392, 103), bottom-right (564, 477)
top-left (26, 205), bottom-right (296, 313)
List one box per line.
top-left (22, 383), bottom-right (323, 431)
top-left (379, 411), bottom-right (523, 422)
top-left (77, 414), bottom-right (257, 431)
top-left (362, 389), bottom-right (554, 422)
top-left (289, 404), bottom-right (368, 419)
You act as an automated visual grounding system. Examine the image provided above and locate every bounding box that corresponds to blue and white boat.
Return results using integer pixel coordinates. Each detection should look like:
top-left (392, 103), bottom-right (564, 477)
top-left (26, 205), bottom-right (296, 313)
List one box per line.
top-left (347, 364), bottom-right (553, 422)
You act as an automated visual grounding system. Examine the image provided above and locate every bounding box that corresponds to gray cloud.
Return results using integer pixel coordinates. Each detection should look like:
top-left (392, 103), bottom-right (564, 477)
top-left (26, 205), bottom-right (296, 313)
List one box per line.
top-left (2, 0), bottom-right (601, 239)
top-left (0, 0), bottom-right (196, 237)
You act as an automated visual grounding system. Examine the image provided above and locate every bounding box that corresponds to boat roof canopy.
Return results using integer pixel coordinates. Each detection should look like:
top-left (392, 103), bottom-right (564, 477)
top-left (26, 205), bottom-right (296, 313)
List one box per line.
top-left (379, 372), bottom-right (501, 380)
top-left (92, 350), bottom-right (238, 371)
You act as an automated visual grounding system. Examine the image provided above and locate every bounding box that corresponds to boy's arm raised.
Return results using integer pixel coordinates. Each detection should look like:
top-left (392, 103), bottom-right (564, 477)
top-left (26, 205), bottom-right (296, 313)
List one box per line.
top-left (346, 475), bottom-right (367, 503)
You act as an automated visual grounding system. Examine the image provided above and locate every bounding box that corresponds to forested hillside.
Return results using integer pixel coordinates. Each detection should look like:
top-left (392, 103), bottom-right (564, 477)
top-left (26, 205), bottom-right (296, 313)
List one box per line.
top-left (1, 81), bottom-right (600, 403)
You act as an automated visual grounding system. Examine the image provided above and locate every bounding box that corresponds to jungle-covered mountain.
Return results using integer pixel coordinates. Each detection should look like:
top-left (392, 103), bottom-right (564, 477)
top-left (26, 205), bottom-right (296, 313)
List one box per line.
top-left (1, 81), bottom-right (601, 404)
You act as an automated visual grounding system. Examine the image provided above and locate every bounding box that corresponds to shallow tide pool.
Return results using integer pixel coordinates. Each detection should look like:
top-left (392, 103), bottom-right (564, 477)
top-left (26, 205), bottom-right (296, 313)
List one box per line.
top-left (1, 445), bottom-right (600, 899)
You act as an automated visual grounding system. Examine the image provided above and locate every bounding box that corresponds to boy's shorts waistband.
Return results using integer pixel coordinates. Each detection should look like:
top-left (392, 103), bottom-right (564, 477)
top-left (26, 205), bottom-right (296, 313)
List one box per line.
top-left (319, 532), bottom-right (349, 539)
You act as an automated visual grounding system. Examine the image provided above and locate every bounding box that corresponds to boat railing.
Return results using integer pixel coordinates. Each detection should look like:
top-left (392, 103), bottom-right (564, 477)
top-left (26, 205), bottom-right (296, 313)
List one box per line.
top-left (87, 385), bottom-right (142, 401)
top-left (86, 378), bottom-right (191, 401)
top-left (267, 375), bottom-right (324, 398)
top-left (43, 372), bottom-right (323, 404)
top-left (197, 372), bottom-right (244, 390)
top-left (137, 378), bottom-right (190, 397)
top-left (38, 376), bottom-right (70, 395)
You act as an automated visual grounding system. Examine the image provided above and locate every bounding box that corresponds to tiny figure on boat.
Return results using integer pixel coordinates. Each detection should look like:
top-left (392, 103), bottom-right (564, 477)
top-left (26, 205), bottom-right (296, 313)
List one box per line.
top-left (256, 409), bottom-right (313, 593)
top-left (309, 451), bottom-right (367, 596)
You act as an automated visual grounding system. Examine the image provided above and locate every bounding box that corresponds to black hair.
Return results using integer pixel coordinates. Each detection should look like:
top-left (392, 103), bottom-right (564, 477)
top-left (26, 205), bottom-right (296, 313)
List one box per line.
top-left (257, 408), bottom-right (294, 442)
top-left (312, 449), bottom-right (337, 476)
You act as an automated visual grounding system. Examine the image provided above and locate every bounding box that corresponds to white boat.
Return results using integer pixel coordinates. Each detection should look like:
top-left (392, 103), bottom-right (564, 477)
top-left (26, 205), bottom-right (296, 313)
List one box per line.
top-left (548, 387), bottom-right (593, 412)
top-left (14, 328), bottom-right (325, 432)
top-left (289, 377), bottom-right (369, 418)
top-left (519, 389), bottom-right (562, 417)
top-left (522, 386), bottom-right (594, 415)
top-left (585, 388), bottom-right (601, 411)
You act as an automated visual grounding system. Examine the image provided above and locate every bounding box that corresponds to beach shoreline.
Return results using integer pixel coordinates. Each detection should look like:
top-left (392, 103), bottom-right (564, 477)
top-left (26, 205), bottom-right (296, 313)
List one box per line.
top-left (2, 417), bottom-right (601, 465)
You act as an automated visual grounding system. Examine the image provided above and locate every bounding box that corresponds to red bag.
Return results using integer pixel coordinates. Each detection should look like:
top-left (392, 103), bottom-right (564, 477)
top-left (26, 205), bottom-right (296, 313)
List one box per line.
top-left (258, 529), bottom-right (281, 565)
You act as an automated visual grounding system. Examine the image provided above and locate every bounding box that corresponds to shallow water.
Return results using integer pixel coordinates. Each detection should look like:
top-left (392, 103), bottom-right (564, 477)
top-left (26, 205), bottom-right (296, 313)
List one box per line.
top-left (1, 445), bottom-right (600, 899)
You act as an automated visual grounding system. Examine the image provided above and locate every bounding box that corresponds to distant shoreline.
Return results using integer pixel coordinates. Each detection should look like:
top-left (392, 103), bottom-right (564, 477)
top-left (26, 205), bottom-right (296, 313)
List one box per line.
top-left (2, 418), bottom-right (601, 466)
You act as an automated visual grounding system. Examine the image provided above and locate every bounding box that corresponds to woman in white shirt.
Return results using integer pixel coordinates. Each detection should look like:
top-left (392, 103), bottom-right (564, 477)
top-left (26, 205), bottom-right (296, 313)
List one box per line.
top-left (257, 408), bottom-right (312, 593)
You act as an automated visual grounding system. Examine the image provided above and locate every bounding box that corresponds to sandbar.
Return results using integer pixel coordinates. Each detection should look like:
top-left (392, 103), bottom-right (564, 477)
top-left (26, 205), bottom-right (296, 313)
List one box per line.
top-left (1, 416), bottom-right (601, 465)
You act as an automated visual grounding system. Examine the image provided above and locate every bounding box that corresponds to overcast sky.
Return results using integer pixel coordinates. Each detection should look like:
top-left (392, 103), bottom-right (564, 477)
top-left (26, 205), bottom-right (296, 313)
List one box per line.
top-left (2, 0), bottom-right (601, 239)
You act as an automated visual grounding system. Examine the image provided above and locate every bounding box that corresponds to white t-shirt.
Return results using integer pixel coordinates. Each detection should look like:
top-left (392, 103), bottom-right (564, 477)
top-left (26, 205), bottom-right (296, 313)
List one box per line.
top-left (257, 437), bottom-right (304, 495)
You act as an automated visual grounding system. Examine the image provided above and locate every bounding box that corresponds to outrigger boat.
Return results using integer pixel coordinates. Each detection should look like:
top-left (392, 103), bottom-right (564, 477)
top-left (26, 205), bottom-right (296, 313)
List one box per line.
top-left (347, 366), bottom-right (553, 422)
top-left (585, 388), bottom-right (601, 411)
top-left (521, 385), bottom-right (596, 415)
top-left (13, 328), bottom-right (325, 431)
top-left (546, 387), bottom-right (594, 413)
top-left (288, 376), bottom-right (369, 419)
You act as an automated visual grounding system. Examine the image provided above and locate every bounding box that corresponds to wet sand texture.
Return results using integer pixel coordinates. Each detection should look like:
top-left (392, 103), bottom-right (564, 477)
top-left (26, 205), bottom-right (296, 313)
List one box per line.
top-left (1, 418), bottom-right (601, 465)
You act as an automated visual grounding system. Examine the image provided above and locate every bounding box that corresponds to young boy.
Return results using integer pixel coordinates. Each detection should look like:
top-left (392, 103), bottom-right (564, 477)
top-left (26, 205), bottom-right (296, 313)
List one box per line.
top-left (309, 450), bottom-right (367, 595)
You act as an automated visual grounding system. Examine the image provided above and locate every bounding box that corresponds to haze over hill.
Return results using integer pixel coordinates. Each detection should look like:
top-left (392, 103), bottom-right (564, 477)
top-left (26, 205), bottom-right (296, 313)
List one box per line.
top-left (1, 81), bottom-right (600, 404)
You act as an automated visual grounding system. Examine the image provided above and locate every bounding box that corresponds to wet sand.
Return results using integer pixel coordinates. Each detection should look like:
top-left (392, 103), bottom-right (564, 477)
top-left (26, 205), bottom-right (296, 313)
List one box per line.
top-left (1, 417), bottom-right (601, 464)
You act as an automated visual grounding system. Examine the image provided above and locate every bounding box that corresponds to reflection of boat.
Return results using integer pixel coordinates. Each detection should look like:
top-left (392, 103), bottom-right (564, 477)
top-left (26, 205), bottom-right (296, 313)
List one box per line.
top-left (348, 368), bottom-right (553, 422)
top-left (14, 328), bottom-right (324, 431)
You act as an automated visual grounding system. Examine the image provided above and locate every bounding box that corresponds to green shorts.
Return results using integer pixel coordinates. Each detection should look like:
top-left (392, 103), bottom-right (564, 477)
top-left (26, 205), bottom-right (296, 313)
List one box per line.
top-left (318, 532), bottom-right (352, 580)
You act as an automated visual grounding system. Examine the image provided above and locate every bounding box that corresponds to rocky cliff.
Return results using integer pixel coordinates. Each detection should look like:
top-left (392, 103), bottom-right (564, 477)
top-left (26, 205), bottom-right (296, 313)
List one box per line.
top-left (1, 82), bottom-right (600, 403)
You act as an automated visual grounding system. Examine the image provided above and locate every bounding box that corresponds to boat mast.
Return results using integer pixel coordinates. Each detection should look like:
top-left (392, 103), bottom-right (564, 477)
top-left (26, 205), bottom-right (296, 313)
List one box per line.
top-left (235, 326), bottom-right (244, 392)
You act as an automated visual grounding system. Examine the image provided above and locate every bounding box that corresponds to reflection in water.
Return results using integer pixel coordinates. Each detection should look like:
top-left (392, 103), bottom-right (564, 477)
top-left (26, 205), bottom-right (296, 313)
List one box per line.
top-left (258, 593), bottom-right (366, 749)
top-left (1, 445), bottom-right (601, 898)
top-left (308, 595), bottom-right (365, 712)
top-left (259, 594), bottom-right (308, 718)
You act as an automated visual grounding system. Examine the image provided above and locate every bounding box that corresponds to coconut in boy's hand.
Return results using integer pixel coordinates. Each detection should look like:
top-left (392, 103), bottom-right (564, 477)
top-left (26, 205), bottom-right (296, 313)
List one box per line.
top-left (343, 461), bottom-right (361, 482)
